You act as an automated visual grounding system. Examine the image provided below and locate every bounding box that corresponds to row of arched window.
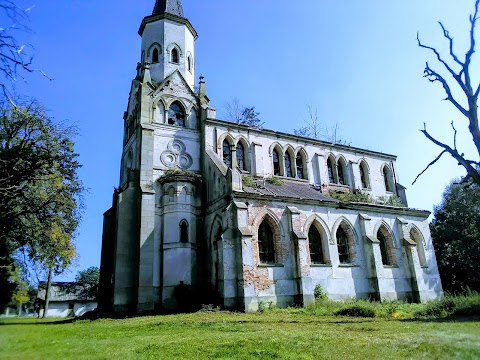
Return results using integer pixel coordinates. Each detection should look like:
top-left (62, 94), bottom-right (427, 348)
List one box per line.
top-left (256, 218), bottom-right (426, 267)
top-left (146, 43), bottom-right (193, 72)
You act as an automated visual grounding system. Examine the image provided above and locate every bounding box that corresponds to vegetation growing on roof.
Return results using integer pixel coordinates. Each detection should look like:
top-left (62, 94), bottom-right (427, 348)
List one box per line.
top-left (242, 175), bottom-right (257, 188)
top-left (266, 177), bottom-right (283, 186)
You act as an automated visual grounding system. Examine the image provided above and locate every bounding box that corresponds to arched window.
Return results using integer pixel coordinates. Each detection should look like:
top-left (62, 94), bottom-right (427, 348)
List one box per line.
top-left (273, 149), bottom-right (280, 176)
top-left (327, 157), bottom-right (335, 183)
top-left (410, 228), bottom-right (427, 267)
top-left (152, 48), bottom-right (159, 63)
top-left (360, 161), bottom-right (369, 189)
top-left (383, 166), bottom-right (393, 192)
top-left (187, 56), bottom-right (192, 71)
top-left (337, 159), bottom-right (347, 185)
top-left (223, 140), bottom-right (232, 167)
top-left (168, 102), bottom-right (186, 127)
top-left (377, 226), bottom-right (396, 266)
top-left (284, 153), bottom-right (293, 177)
top-left (258, 220), bottom-right (275, 264)
top-left (308, 226), bottom-right (324, 264)
top-left (171, 48), bottom-right (179, 64)
top-left (180, 220), bottom-right (188, 243)
top-left (296, 154), bottom-right (304, 179)
top-left (336, 226), bottom-right (351, 264)
top-left (236, 142), bottom-right (245, 170)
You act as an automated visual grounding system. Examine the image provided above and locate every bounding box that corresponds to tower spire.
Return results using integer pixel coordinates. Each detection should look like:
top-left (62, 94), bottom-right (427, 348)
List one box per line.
top-left (153, 0), bottom-right (184, 18)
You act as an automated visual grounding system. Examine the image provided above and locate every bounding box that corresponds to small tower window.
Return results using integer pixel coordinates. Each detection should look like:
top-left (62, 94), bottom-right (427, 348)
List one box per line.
top-left (258, 220), bottom-right (275, 264)
top-left (152, 48), bottom-right (159, 63)
top-left (187, 56), bottom-right (192, 71)
top-left (236, 142), bottom-right (245, 170)
top-left (180, 220), bottom-right (188, 243)
top-left (284, 153), bottom-right (293, 178)
top-left (171, 48), bottom-right (179, 64)
top-left (273, 149), bottom-right (280, 176)
top-left (168, 102), bottom-right (185, 127)
top-left (223, 140), bottom-right (232, 167)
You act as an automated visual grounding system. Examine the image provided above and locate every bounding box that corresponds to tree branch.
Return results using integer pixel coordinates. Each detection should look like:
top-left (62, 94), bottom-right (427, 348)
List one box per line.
top-left (412, 150), bottom-right (447, 185)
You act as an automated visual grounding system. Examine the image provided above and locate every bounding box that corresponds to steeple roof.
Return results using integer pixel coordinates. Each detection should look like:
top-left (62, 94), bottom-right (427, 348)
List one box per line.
top-left (153, 0), bottom-right (184, 18)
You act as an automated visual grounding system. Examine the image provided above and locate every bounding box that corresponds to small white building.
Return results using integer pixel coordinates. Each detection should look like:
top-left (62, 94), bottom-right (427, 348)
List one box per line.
top-left (99, 0), bottom-right (443, 314)
top-left (37, 282), bottom-right (97, 318)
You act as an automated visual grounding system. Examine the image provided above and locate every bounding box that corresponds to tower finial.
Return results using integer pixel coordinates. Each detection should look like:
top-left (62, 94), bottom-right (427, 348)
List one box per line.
top-left (153, 0), bottom-right (184, 18)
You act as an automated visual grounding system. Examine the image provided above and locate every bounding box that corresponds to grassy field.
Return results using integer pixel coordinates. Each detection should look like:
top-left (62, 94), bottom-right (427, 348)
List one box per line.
top-left (1, 310), bottom-right (480, 359)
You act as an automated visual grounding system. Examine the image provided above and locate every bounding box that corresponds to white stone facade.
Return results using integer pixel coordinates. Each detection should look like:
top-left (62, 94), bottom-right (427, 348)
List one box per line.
top-left (99, 1), bottom-right (443, 314)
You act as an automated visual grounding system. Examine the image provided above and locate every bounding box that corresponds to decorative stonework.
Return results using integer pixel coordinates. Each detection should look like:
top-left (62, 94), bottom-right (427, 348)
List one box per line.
top-left (160, 139), bottom-right (193, 169)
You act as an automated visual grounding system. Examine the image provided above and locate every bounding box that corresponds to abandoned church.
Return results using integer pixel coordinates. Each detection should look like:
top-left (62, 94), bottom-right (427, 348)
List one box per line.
top-left (98, 0), bottom-right (443, 314)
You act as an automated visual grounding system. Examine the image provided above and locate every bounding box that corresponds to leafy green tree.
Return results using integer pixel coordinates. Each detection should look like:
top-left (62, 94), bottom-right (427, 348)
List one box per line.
top-left (0, 100), bottom-right (83, 315)
top-left (0, 240), bottom-right (15, 312)
top-left (75, 266), bottom-right (100, 300)
top-left (430, 179), bottom-right (480, 293)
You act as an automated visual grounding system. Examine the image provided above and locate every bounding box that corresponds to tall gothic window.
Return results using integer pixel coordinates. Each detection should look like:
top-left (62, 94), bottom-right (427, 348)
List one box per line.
top-left (377, 230), bottom-right (390, 265)
top-left (223, 140), bottom-right (232, 167)
top-left (360, 161), bottom-right (369, 189)
top-left (168, 102), bottom-right (185, 126)
top-left (308, 226), bottom-right (324, 264)
top-left (171, 48), bottom-right (179, 64)
top-left (337, 160), bottom-right (346, 185)
top-left (258, 220), bottom-right (275, 264)
top-left (152, 48), bottom-right (159, 63)
top-left (180, 220), bottom-right (188, 243)
top-left (336, 226), bottom-right (351, 264)
top-left (377, 226), bottom-right (396, 266)
top-left (285, 153), bottom-right (293, 177)
top-left (273, 149), bottom-right (280, 176)
top-left (236, 142), bottom-right (245, 170)
top-left (296, 154), bottom-right (304, 179)
top-left (327, 157), bottom-right (335, 183)
top-left (383, 166), bottom-right (393, 192)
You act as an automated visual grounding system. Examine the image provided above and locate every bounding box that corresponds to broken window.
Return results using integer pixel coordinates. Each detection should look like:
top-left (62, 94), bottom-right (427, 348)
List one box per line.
top-left (296, 154), bottom-right (304, 179)
top-left (284, 153), bottom-right (293, 177)
top-left (336, 226), bottom-right (351, 264)
top-left (223, 140), bottom-right (232, 167)
top-left (236, 142), bottom-right (245, 170)
top-left (308, 226), bottom-right (324, 264)
top-left (327, 157), bottom-right (335, 183)
top-left (168, 102), bottom-right (185, 127)
top-left (258, 220), bottom-right (275, 264)
top-left (273, 149), bottom-right (280, 176)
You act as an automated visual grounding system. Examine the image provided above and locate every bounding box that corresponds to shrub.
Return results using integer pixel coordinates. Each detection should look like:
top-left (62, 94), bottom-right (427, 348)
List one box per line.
top-left (266, 177), bottom-right (283, 186)
top-left (314, 284), bottom-right (327, 302)
top-left (415, 294), bottom-right (480, 317)
top-left (242, 175), bottom-right (256, 188)
top-left (334, 305), bottom-right (375, 318)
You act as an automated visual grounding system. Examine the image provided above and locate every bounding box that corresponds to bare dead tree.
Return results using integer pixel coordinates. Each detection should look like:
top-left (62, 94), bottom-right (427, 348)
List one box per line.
top-left (414, 0), bottom-right (480, 185)
top-left (0, 1), bottom-right (50, 103)
top-left (294, 105), bottom-right (350, 145)
top-left (223, 98), bottom-right (244, 124)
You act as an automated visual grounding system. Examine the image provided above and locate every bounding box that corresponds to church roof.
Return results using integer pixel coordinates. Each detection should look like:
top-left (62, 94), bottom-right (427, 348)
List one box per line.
top-left (153, 0), bottom-right (184, 18)
top-left (242, 178), bottom-right (339, 203)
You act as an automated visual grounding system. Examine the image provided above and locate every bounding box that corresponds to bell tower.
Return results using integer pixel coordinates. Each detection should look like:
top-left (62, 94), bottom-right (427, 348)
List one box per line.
top-left (139, 0), bottom-right (197, 89)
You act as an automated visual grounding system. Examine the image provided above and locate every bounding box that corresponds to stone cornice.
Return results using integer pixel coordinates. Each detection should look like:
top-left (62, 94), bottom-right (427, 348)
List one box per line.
top-left (232, 191), bottom-right (430, 218)
top-left (138, 13), bottom-right (198, 38)
top-left (206, 118), bottom-right (397, 160)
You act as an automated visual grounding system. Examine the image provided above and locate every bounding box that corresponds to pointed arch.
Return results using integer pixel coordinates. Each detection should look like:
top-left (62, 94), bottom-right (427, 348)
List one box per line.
top-left (167, 101), bottom-right (186, 127)
top-left (304, 215), bottom-right (330, 265)
top-left (284, 145), bottom-right (295, 178)
top-left (336, 155), bottom-right (349, 186)
top-left (326, 154), bottom-right (337, 184)
top-left (374, 221), bottom-right (397, 266)
top-left (269, 142), bottom-right (284, 176)
top-left (359, 159), bottom-right (371, 189)
top-left (147, 42), bottom-right (162, 63)
top-left (409, 225), bottom-right (428, 267)
top-left (179, 219), bottom-right (189, 243)
top-left (331, 217), bottom-right (357, 264)
top-left (381, 163), bottom-right (394, 193)
top-left (186, 52), bottom-right (193, 72)
top-left (167, 43), bottom-right (183, 63)
top-left (235, 136), bottom-right (250, 172)
top-left (295, 147), bottom-right (308, 180)
top-left (252, 209), bottom-right (285, 265)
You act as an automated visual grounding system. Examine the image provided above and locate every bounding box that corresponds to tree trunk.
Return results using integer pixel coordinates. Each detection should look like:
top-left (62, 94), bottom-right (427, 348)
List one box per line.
top-left (42, 267), bottom-right (53, 319)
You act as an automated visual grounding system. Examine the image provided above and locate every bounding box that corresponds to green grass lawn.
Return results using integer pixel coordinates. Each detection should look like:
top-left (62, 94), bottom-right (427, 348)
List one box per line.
top-left (1, 312), bottom-right (479, 359)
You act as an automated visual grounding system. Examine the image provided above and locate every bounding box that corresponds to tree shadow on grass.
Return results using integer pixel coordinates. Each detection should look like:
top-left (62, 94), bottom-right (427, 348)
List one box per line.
top-left (0, 318), bottom-right (77, 326)
top-left (401, 315), bottom-right (480, 324)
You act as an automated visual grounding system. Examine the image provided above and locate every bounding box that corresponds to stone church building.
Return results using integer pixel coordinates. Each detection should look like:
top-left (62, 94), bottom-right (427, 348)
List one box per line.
top-left (99, 0), bottom-right (443, 313)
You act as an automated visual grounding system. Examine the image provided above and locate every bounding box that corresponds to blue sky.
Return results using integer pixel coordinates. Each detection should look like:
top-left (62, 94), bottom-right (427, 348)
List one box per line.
top-left (9, 0), bottom-right (478, 280)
